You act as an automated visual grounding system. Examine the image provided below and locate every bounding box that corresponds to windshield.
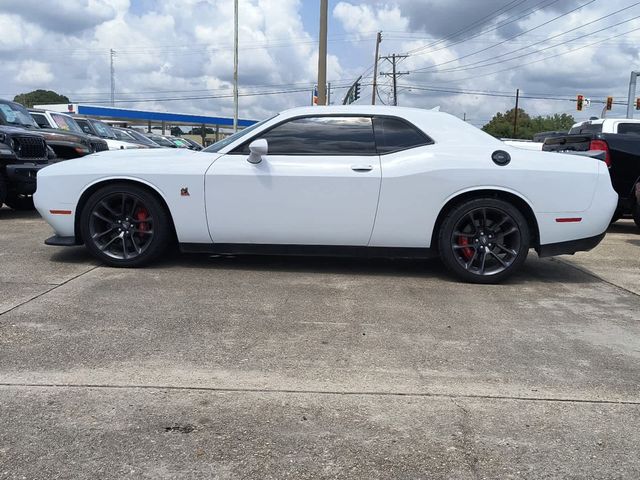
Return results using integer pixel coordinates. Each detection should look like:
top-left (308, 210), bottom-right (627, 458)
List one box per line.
top-left (113, 129), bottom-right (133, 141)
top-left (0, 101), bottom-right (39, 128)
top-left (90, 119), bottom-right (117, 139)
top-left (149, 135), bottom-right (176, 147)
top-left (121, 129), bottom-right (158, 146)
top-left (51, 113), bottom-right (84, 134)
top-left (203, 116), bottom-right (276, 153)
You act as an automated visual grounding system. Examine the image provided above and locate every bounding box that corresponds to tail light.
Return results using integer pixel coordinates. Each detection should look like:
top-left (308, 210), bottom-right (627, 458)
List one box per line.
top-left (589, 139), bottom-right (611, 167)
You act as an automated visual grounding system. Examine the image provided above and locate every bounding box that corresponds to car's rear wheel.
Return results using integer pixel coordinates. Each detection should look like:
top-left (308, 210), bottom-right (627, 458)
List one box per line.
top-left (80, 183), bottom-right (171, 267)
top-left (4, 193), bottom-right (35, 211)
top-left (438, 198), bottom-right (530, 284)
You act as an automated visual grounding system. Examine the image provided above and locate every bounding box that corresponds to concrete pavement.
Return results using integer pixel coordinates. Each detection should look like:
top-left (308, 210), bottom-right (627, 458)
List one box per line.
top-left (1, 207), bottom-right (639, 478)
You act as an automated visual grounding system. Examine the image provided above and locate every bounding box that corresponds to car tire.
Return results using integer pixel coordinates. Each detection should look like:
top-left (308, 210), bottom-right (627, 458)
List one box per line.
top-left (0, 174), bottom-right (7, 206)
top-left (633, 204), bottom-right (640, 229)
top-left (4, 194), bottom-right (35, 211)
top-left (80, 183), bottom-right (172, 267)
top-left (438, 198), bottom-right (530, 284)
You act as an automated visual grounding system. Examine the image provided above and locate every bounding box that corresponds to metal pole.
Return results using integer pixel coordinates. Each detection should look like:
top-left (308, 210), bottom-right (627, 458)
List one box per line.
top-left (391, 54), bottom-right (397, 106)
top-left (327, 82), bottom-right (331, 105)
top-left (233, 0), bottom-right (239, 132)
top-left (110, 49), bottom-right (115, 107)
top-left (627, 71), bottom-right (640, 119)
top-left (371, 31), bottom-right (382, 105)
top-left (513, 88), bottom-right (520, 137)
top-left (317, 0), bottom-right (328, 106)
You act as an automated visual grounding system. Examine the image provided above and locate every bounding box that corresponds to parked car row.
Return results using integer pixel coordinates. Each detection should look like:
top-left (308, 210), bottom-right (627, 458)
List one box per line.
top-left (0, 98), bottom-right (203, 211)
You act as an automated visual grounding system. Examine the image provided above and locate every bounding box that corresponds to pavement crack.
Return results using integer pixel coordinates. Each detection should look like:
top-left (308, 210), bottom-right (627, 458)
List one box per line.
top-left (0, 382), bottom-right (638, 406)
top-left (451, 398), bottom-right (480, 480)
top-left (0, 266), bottom-right (100, 318)
top-left (553, 257), bottom-right (640, 298)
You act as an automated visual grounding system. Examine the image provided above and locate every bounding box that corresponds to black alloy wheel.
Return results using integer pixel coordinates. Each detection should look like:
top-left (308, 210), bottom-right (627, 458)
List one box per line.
top-left (439, 198), bottom-right (530, 283)
top-left (80, 183), bottom-right (171, 267)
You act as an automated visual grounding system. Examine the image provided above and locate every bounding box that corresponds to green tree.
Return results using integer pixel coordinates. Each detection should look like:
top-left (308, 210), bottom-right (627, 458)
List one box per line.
top-left (13, 89), bottom-right (70, 108)
top-left (483, 108), bottom-right (575, 140)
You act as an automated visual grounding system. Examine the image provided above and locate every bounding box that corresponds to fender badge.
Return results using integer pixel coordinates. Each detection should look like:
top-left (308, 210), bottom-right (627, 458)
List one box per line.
top-left (180, 187), bottom-right (190, 197)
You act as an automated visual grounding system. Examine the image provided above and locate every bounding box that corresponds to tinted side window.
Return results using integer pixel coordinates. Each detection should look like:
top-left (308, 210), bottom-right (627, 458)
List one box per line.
top-left (617, 123), bottom-right (640, 135)
top-left (372, 117), bottom-right (432, 154)
top-left (237, 116), bottom-right (376, 155)
top-left (31, 113), bottom-right (50, 129)
top-left (76, 119), bottom-right (93, 135)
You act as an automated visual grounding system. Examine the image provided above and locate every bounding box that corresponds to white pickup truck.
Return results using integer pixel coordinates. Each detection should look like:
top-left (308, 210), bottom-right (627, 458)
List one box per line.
top-left (569, 118), bottom-right (640, 135)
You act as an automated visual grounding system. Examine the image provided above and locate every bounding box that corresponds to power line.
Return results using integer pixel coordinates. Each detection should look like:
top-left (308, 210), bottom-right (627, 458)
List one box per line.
top-left (410, 0), bottom-right (600, 73)
top-left (445, 23), bottom-right (640, 83)
top-left (405, 0), bottom-right (562, 57)
top-left (404, 0), bottom-right (529, 55)
top-left (413, 7), bottom-right (640, 75)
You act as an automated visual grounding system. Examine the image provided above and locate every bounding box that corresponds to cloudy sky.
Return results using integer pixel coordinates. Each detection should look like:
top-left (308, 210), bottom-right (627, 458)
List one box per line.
top-left (1, 0), bottom-right (639, 126)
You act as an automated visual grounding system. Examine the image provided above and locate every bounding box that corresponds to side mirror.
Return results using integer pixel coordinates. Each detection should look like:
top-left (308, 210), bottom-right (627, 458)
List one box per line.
top-left (248, 138), bottom-right (267, 164)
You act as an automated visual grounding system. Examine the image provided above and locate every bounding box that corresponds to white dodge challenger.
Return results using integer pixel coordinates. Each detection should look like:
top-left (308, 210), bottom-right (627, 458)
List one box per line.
top-left (34, 106), bottom-right (617, 283)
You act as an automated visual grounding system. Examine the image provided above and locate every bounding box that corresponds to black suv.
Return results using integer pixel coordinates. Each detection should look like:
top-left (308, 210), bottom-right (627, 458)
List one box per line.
top-left (0, 124), bottom-right (53, 210)
top-left (0, 99), bottom-right (101, 160)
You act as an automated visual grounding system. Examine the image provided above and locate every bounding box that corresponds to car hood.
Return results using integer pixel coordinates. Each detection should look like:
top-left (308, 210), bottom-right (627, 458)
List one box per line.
top-left (0, 125), bottom-right (45, 136)
top-left (38, 128), bottom-right (90, 145)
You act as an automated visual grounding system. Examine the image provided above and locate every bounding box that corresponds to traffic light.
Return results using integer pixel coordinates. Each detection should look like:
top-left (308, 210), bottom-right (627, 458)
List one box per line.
top-left (606, 96), bottom-right (613, 110)
top-left (576, 94), bottom-right (584, 111)
top-left (636, 98), bottom-right (640, 110)
top-left (354, 82), bottom-right (361, 101)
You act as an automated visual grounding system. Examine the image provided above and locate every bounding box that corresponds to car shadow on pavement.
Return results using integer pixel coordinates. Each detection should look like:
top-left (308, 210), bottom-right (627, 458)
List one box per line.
top-left (146, 249), bottom-right (599, 286)
top-left (0, 207), bottom-right (40, 220)
top-left (49, 247), bottom-right (97, 265)
top-left (608, 221), bottom-right (639, 235)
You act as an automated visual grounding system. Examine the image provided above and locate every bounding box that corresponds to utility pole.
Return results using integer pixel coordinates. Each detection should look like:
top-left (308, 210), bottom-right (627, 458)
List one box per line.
top-left (317, 0), bottom-right (328, 106)
top-left (233, 0), bottom-right (239, 132)
top-left (626, 71), bottom-right (640, 119)
top-left (371, 31), bottom-right (382, 105)
top-left (110, 49), bottom-right (115, 107)
top-left (327, 82), bottom-right (331, 105)
top-left (380, 54), bottom-right (408, 106)
top-left (513, 88), bottom-right (520, 137)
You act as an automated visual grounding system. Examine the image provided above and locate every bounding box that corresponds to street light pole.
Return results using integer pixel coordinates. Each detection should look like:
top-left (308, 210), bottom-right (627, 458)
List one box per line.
top-left (317, 0), bottom-right (328, 106)
top-left (233, 0), bottom-right (239, 132)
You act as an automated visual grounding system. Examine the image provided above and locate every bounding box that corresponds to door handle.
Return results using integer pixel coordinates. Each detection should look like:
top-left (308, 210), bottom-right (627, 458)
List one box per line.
top-left (351, 165), bottom-right (373, 172)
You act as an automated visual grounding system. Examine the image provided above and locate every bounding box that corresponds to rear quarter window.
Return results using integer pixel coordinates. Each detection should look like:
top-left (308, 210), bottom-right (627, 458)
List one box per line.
top-left (617, 123), bottom-right (640, 135)
top-left (372, 117), bottom-right (433, 154)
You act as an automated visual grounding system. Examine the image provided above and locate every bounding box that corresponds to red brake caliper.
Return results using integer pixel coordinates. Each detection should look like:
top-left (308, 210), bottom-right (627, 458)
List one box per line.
top-left (458, 236), bottom-right (474, 261)
top-left (135, 207), bottom-right (149, 240)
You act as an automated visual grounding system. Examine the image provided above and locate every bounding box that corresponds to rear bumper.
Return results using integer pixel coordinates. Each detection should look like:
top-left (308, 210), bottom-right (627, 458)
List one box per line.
top-left (536, 232), bottom-right (605, 258)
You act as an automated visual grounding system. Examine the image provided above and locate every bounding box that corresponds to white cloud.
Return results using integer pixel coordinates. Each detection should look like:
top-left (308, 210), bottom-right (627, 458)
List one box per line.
top-left (15, 60), bottom-right (54, 86)
top-left (333, 2), bottom-right (408, 37)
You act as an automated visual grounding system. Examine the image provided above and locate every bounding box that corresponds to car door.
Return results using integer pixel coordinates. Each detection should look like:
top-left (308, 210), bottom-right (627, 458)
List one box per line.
top-left (205, 115), bottom-right (382, 246)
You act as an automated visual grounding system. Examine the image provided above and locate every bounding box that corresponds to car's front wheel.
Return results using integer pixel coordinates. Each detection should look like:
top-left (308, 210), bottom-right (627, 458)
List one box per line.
top-left (438, 198), bottom-right (530, 284)
top-left (80, 183), bottom-right (171, 267)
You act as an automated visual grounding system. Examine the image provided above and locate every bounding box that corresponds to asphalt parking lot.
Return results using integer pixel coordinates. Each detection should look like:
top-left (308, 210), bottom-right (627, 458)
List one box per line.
top-left (1, 208), bottom-right (639, 479)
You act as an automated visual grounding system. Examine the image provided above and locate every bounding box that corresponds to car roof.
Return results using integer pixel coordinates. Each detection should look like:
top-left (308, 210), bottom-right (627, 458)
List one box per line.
top-left (279, 105), bottom-right (438, 117)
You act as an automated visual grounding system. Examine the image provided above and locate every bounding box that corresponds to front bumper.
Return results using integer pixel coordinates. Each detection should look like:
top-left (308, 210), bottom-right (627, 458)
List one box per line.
top-left (536, 232), bottom-right (606, 258)
top-left (6, 162), bottom-right (50, 195)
